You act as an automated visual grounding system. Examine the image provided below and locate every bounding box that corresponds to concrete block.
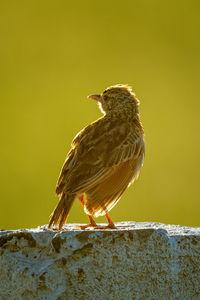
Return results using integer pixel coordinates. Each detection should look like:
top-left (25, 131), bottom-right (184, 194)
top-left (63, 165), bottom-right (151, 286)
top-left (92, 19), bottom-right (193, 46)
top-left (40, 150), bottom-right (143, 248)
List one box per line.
top-left (0, 222), bottom-right (199, 299)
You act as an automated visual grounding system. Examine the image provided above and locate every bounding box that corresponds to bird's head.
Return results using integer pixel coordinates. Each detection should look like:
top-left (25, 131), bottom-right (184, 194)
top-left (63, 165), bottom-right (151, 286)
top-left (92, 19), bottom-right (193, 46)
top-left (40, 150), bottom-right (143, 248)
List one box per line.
top-left (88, 84), bottom-right (139, 116)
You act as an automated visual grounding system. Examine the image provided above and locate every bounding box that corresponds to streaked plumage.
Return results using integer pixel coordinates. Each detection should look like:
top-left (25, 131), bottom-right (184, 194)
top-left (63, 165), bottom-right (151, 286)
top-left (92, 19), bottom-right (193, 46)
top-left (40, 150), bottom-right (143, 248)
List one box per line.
top-left (48, 84), bottom-right (145, 230)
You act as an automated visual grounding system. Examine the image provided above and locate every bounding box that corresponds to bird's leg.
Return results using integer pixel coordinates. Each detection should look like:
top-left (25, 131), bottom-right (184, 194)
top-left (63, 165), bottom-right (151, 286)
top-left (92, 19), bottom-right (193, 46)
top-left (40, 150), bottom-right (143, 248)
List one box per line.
top-left (78, 195), bottom-right (85, 207)
top-left (105, 213), bottom-right (117, 229)
top-left (90, 213), bottom-right (117, 229)
top-left (77, 195), bottom-right (97, 229)
top-left (76, 196), bottom-right (116, 230)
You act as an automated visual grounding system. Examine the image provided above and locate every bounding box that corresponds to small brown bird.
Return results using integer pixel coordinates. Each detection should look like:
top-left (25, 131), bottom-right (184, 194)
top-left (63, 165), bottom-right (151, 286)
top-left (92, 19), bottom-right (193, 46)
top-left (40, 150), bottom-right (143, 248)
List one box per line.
top-left (48, 84), bottom-right (145, 230)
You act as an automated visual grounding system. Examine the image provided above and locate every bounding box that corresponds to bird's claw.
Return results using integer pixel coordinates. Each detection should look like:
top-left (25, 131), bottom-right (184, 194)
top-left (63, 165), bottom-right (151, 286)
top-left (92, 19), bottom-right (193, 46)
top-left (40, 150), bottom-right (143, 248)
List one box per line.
top-left (76, 224), bottom-right (96, 230)
top-left (76, 223), bottom-right (116, 230)
top-left (94, 224), bottom-right (117, 230)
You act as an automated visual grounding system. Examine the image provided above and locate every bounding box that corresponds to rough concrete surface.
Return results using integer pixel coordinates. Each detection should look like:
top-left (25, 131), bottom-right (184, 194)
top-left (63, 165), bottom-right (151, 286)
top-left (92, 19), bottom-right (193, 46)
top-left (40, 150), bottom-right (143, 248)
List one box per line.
top-left (0, 222), bottom-right (199, 300)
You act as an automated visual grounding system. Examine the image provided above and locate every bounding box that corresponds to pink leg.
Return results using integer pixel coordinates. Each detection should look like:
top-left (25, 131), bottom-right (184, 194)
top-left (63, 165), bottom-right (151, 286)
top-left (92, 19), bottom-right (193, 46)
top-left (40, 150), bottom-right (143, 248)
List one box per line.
top-left (77, 196), bottom-right (116, 230)
top-left (77, 195), bottom-right (97, 229)
top-left (105, 213), bottom-right (117, 229)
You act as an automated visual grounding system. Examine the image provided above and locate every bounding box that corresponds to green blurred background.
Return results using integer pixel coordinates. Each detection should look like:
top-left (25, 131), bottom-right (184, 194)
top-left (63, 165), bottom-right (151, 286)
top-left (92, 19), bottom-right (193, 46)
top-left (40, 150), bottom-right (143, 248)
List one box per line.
top-left (1, 0), bottom-right (199, 229)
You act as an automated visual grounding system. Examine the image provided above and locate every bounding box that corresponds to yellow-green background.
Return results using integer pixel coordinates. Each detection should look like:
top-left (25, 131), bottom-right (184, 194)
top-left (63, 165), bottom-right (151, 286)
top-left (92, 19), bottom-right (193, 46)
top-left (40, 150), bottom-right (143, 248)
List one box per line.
top-left (1, 1), bottom-right (199, 229)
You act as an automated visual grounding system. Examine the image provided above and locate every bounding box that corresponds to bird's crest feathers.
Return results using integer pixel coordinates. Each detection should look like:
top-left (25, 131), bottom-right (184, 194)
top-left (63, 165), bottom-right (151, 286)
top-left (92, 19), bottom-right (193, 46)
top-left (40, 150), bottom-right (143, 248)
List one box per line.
top-left (104, 84), bottom-right (134, 95)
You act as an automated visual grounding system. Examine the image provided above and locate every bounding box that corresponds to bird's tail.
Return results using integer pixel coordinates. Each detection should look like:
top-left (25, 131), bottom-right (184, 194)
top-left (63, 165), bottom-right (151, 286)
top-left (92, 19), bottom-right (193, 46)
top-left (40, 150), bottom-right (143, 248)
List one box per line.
top-left (48, 193), bottom-right (75, 230)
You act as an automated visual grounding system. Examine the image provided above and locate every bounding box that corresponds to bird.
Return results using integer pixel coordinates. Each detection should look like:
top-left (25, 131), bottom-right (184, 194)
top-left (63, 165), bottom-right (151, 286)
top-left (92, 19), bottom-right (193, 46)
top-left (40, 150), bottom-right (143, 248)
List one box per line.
top-left (48, 84), bottom-right (145, 230)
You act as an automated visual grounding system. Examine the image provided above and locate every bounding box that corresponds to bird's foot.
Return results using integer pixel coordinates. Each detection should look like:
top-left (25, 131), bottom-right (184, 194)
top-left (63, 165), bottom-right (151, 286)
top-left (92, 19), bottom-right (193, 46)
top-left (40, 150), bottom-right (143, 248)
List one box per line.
top-left (76, 217), bottom-right (98, 230)
top-left (76, 223), bottom-right (116, 230)
top-left (76, 223), bottom-right (96, 230)
top-left (93, 223), bottom-right (117, 230)
top-left (79, 213), bottom-right (117, 229)
top-left (104, 223), bottom-right (117, 229)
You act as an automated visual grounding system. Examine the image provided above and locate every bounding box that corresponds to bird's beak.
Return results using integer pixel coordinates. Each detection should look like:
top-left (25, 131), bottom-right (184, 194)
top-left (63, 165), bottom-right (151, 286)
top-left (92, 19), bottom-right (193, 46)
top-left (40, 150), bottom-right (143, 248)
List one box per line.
top-left (87, 94), bottom-right (102, 102)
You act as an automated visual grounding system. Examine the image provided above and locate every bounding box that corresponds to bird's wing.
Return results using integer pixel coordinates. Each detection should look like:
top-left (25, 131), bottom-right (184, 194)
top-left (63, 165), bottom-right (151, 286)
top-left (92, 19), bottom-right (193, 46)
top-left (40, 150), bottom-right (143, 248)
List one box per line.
top-left (55, 149), bottom-right (76, 195)
top-left (63, 117), bottom-right (144, 194)
top-left (84, 138), bottom-right (145, 217)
